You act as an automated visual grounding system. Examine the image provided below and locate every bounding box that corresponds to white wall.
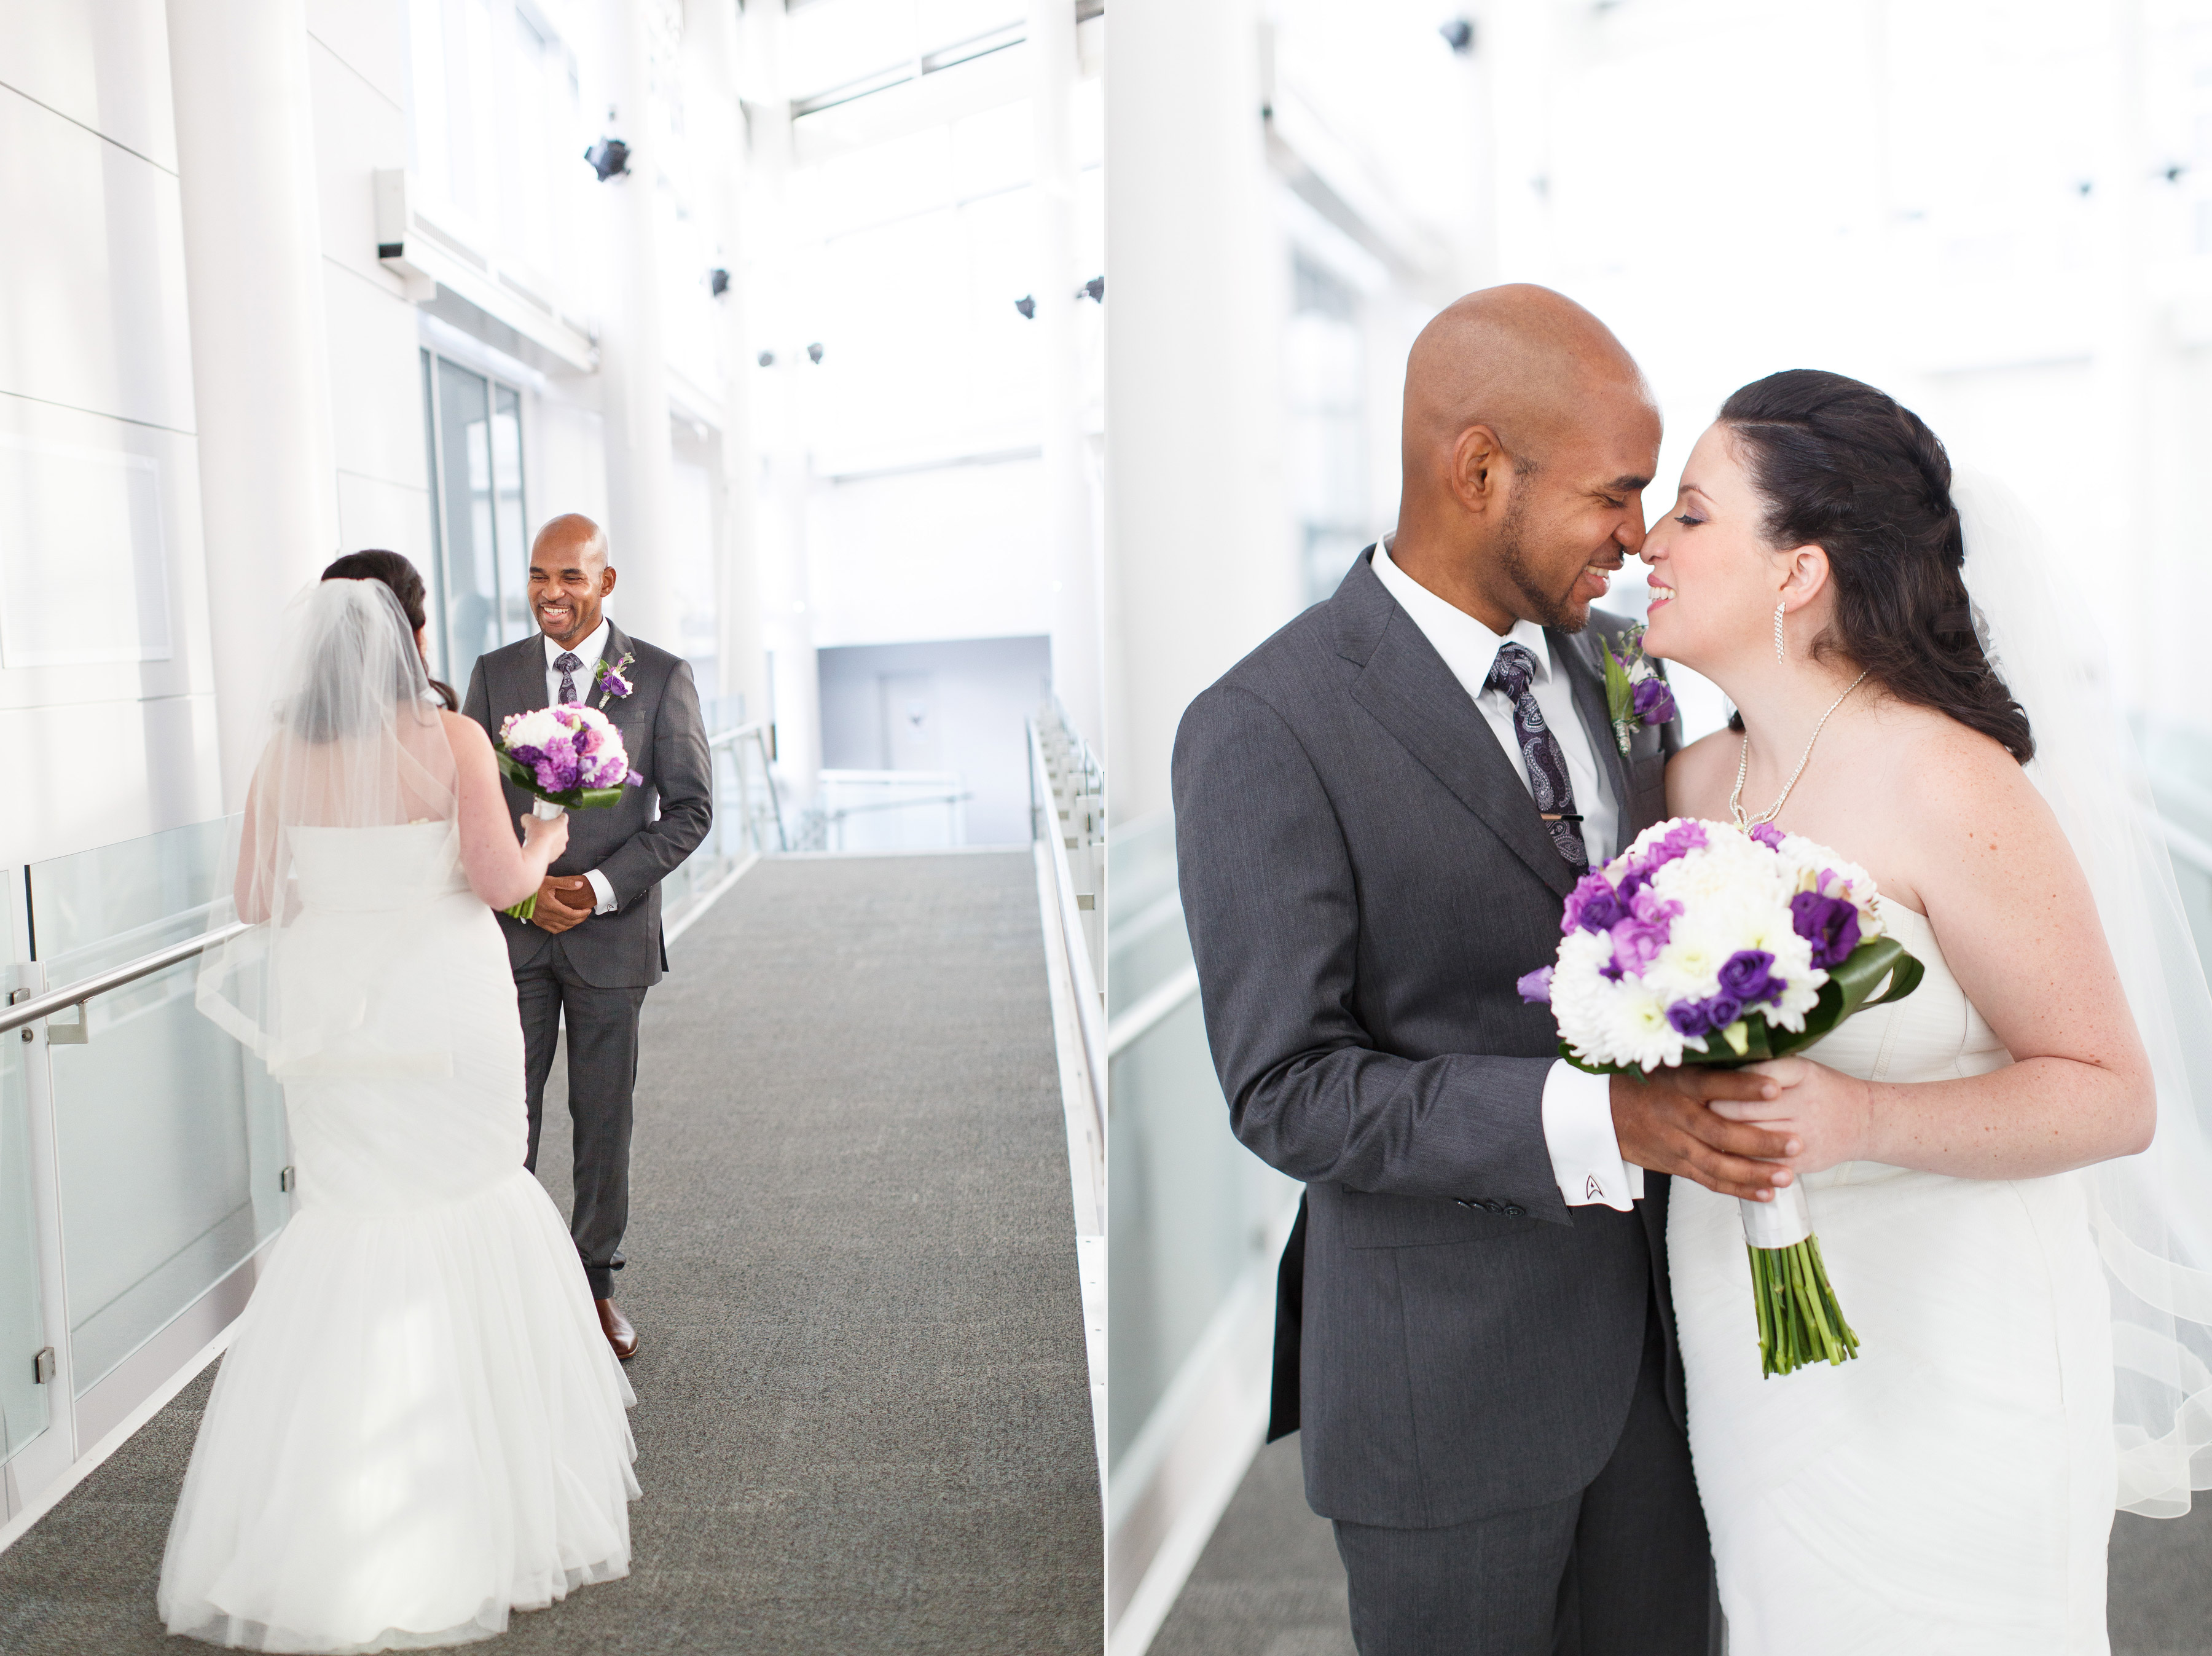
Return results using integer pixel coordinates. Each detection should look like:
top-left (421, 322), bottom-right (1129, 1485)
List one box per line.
top-left (0, 1), bottom-right (222, 868)
top-left (817, 634), bottom-right (1051, 844)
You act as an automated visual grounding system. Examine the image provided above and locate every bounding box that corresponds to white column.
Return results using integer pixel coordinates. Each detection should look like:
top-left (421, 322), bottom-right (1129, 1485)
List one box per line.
top-left (686, 0), bottom-right (767, 729)
top-left (740, 0), bottom-right (822, 803)
top-left (1028, 0), bottom-right (1103, 754)
top-left (597, 0), bottom-right (682, 656)
top-left (165, 0), bottom-right (337, 808)
top-left (1106, 0), bottom-right (1299, 823)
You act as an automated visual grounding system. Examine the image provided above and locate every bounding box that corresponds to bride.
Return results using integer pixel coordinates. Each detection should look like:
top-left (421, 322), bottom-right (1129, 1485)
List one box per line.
top-left (1641, 369), bottom-right (2212, 1652)
top-left (166, 573), bottom-right (638, 1650)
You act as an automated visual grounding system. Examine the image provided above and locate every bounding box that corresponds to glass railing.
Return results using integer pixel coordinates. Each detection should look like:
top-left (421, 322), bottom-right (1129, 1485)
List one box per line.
top-left (0, 878), bottom-right (50, 1466)
top-left (1104, 813), bottom-right (1296, 1475)
top-left (659, 721), bottom-right (785, 920)
top-left (26, 820), bottom-right (290, 1398)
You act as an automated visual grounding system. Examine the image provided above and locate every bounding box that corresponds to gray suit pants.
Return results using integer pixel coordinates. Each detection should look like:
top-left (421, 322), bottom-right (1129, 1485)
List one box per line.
top-left (517, 948), bottom-right (646, 1300)
top-left (1332, 1308), bottom-right (1711, 1656)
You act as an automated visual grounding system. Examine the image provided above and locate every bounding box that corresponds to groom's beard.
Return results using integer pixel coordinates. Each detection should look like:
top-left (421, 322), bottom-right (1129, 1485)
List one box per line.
top-left (1497, 495), bottom-right (1594, 633)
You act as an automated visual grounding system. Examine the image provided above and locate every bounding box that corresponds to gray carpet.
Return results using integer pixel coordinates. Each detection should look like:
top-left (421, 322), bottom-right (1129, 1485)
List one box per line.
top-left (0, 851), bottom-right (1101, 1654)
top-left (1150, 1435), bottom-right (2212, 1656)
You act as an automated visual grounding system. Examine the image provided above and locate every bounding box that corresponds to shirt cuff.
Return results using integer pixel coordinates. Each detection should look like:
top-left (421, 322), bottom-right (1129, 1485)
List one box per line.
top-left (1541, 1061), bottom-right (1644, 1211)
top-left (584, 868), bottom-right (617, 914)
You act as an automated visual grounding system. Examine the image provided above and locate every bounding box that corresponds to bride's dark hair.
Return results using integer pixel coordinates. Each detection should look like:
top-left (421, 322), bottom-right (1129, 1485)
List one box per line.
top-left (1719, 369), bottom-right (2034, 763)
top-left (321, 549), bottom-right (460, 711)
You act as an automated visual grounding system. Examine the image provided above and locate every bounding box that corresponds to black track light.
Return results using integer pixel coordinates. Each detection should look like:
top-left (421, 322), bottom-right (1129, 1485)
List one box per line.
top-left (709, 267), bottom-right (731, 297)
top-left (1080, 275), bottom-right (1105, 302)
top-left (1015, 295), bottom-right (1037, 319)
top-left (757, 350), bottom-right (775, 367)
top-left (806, 342), bottom-right (824, 364)
top-left (585, 137), bottom-right (630, 181)
top-left (1440, 17), bottom-right (1475, 53)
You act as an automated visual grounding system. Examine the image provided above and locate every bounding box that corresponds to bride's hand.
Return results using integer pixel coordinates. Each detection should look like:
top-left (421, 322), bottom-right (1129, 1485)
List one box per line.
top-left (1709, 1058), bottom-right (1875, 1174)
top-left (520, 810), bottom-right (569, 863)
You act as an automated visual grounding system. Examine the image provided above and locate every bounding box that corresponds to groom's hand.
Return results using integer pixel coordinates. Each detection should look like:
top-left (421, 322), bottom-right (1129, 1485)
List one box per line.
top-left (1610, 1069), bottom-right (1803, 1203)
top-left (530, 876), bottom-right (594, 934)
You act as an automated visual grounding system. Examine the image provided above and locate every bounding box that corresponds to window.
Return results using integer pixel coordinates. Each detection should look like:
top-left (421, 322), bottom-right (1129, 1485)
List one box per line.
top-left (422, 351), bottom-right (531, 689)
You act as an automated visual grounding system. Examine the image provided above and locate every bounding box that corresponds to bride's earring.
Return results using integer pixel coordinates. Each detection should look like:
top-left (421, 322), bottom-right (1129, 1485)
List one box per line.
top-left (1773, 600), bottom-right (1787, 664)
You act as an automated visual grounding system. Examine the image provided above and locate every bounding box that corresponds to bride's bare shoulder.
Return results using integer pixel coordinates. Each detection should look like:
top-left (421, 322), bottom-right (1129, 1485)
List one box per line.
top-left (1665, 727), bottom-right (1739, 816)
top-left (439, 709), bottom-right (492, 759)
top-left (1877, 700), bottom-right (2044, 834)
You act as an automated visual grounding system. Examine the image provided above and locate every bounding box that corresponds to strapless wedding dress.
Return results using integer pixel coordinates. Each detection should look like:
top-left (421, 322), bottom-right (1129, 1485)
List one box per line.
top-left (1669, 900), bottom-right (2116, 1654)
top-left (160, 823), bottom-right (638, 1652)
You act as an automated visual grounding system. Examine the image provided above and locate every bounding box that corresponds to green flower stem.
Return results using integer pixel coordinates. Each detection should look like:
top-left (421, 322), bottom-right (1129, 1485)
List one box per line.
top-left (1747, 1238), bottom-right (1861, 1378)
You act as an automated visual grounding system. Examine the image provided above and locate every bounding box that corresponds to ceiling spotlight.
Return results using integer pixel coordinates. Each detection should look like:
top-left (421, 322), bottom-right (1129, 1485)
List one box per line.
top-left (709, 267), bottom-right (731, 297)
top-left (1079, 275), bottom-right (1105, 302)
top-left (585, 136), bottom-right (630, 181)
top-left (757, 349), bottom-right (775, 367)
top-left (1440, 17), bottom-right (1475, 53)
top-left (1015, 294), bottom-right (1037, 319)
top-left (806, 342), bottom-right (824, 364)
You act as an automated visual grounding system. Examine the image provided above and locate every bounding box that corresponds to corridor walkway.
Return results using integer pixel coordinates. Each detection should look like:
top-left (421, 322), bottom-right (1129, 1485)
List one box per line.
top-left (0, 850), bottom-right (1100, 1654)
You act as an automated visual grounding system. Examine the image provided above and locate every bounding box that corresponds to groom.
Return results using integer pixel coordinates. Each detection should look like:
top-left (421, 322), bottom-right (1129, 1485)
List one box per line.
top-left (463, 512), bottom-right (712, 1362)
top-left (1174, 287), bottom-right (1798, 1654)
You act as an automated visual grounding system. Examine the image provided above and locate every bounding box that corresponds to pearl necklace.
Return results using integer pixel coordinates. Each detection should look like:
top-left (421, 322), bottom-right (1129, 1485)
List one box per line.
top-left (1729, 670), bottom-right (1870, 830)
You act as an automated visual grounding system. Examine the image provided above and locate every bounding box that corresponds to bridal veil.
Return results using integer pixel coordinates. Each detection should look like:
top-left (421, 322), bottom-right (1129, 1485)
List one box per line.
top-left (197, 577), bottom-right (459, 1074)
top-left (1955, 470), bottom-right (2212, 1517)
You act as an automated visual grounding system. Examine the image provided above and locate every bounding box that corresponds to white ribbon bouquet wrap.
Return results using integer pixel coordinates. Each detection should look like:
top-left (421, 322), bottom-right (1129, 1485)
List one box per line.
top-left (1519, 817), bottom-right (1924, 1376)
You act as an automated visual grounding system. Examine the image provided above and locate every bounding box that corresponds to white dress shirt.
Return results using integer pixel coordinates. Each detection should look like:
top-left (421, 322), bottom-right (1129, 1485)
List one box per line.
top-left (1370, 541), bottom-right (1644, 1211)
top-left (541, 622), bottom-right (618, 917)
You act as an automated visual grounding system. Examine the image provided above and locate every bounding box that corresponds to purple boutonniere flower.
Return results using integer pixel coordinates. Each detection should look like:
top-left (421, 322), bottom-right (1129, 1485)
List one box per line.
top-left (1601, 623), bottom-right (1676, 756)
top-left (593, 653), bottom-right (636, 707)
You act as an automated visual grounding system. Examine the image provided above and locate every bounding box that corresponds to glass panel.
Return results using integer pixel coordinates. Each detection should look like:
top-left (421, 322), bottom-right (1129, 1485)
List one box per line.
top-left (1104, 815), bottom-right (1299, 1476)
top-left (492, 385), bottom-right (529, 644)
top-left (435, 360), bottom-right (499, 689)
top-left (0, 876), bottom-right (50, 1462)
top-left (28, 823), bottom-right (288, 1396)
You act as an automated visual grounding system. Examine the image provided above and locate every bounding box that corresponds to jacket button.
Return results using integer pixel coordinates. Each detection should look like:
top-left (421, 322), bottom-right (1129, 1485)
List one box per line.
top-left (1503, 1204), bottom-right (1527, 1218)
top-left (1454, 1198), bottom-right (1475, 1210)
top-left (1482, 1200), bottom-right (1504, 1214)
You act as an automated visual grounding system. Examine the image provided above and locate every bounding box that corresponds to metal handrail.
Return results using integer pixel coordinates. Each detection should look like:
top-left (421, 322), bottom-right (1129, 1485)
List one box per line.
top-left (1, 920), bottom-right (256, 1038)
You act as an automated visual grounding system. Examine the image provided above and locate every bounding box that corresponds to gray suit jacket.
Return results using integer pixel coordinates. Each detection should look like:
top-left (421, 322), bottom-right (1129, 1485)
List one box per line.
top-left (462, 622), bottom-right (713, 989)
top-left (1172, 549), bottom-right (1682, 1530)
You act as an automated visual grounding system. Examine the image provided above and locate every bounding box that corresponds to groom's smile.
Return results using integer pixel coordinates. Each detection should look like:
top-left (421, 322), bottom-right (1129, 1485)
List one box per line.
top-left (527, 515), bottom-right (620, 651)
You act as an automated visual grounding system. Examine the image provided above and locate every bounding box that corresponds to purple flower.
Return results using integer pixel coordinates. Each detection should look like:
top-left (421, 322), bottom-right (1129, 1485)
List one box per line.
top-left (1609, 917), bottom-right (1670, 977)
top-left (1516, 966), bottom-right (1554, 1005)
top-left (1631, 676), bottom-right (1677, 726)
top-left (1666, 992), bottom-right (1744, 1039)
top-left (1747, 823), bottom-right (1787, 850)
top-left (625, 768), bottom-right (643, 786)
top-left (1717, 948), bottom-right (1783, 1007)
top-left (1790, 892), bottom-right (1861, 968)
top-left (1564, 871), bottom-right (1626, 935)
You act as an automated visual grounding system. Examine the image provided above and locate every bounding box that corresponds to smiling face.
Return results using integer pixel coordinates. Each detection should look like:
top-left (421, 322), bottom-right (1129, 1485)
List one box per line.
top-left (1488, 392), bottom-right (1661, 631)
top-left (1639, 422), bottom-right (1821, 671)
top-left (528, 517), bottom-right (617, 649)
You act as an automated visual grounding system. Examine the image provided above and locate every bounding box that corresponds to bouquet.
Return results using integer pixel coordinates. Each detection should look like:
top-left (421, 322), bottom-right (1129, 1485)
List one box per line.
top-left (495, 705), bottom-right (641, 920)
top-left (1517, 817), bottom-right (1924, 1376)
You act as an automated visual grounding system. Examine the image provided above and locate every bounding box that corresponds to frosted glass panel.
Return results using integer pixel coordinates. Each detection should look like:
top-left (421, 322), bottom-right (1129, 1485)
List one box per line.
top-left (29, 824), bottom-right (288, 1396)
top-left (0, 879), bottom-right (50, 1464)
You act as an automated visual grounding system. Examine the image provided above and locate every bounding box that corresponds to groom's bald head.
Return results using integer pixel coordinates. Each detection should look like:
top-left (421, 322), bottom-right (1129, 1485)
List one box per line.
top-left (1392, 285), bottom-right (1660, 634)
top-left (1402, 284), bottom-right (1651, 487)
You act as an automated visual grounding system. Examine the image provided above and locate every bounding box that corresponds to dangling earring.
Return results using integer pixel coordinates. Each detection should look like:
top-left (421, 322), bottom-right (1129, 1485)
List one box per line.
top-left (1773, 601), bottom-right (1787, 664)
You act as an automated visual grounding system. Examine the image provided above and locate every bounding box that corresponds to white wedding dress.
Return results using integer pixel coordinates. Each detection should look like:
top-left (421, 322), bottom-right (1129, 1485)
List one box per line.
top-left (160, 820), bottom-right (638, 1652)
top-left (1669, 899), bottom-right (2117, 1654)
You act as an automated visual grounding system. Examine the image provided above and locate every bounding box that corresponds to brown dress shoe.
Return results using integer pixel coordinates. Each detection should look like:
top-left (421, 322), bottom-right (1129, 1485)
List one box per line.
top-left (596, 1298), bottom-right (638, 1360)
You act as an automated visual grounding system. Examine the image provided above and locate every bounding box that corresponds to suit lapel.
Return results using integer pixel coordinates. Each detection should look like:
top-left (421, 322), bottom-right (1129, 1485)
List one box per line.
top-left (505, 635), bottom-right (549, 716)
top-left (1553, 625), bottom-right (1632, 860)
top-left (1346, 592), bottom-right (1580, 901)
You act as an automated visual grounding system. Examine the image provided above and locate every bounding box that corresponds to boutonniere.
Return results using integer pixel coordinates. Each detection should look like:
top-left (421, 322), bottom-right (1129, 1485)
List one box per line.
top-left (592, 653), bottom-right (635, 708)
top-left (1599, 623), bottom-right (1676, 756)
